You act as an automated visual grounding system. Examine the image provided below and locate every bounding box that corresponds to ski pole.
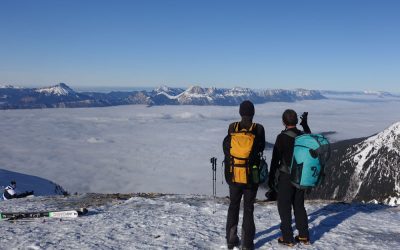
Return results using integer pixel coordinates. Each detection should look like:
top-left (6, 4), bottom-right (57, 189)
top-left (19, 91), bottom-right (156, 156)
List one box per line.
top-left (221, 160), bottom-right (224, 184)
top-left (210, 157), bottom-right (217, 198)
top-left (214, 159), bottom-right (216, 198)
top-left (210, 157), bottom-right (217, 214)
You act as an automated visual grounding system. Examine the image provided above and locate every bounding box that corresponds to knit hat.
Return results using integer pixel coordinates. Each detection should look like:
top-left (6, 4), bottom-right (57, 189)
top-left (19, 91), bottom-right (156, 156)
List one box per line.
top-left (239, 100), bottom-right (255, 117)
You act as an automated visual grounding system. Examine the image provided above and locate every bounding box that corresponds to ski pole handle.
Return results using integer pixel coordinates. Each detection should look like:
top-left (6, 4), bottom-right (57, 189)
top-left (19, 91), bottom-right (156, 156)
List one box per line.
top-left (210, 157), bottom-right (217, 171)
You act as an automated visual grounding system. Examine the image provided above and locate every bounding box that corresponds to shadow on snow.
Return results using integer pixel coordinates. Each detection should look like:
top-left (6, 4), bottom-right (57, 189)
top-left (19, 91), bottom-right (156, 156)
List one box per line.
top-left (255, 202), bottom-right (389, 248)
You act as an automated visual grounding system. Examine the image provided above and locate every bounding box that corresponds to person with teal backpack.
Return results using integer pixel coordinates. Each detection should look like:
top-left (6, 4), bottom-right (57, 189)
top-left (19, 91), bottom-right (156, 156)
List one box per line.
top-left (268, 110), bottom-right (315, 246)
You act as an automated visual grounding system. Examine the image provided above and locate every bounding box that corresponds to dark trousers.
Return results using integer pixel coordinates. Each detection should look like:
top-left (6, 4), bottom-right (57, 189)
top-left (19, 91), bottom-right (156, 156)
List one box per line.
top-left (277, 172), bottom-right (309, 242)
top-left (226, 185), bottom-right (258, 248)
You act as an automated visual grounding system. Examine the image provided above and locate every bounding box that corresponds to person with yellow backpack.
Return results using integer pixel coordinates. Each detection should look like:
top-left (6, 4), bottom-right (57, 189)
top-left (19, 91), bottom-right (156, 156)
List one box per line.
top-left (223, 100), bottom-right (265, 250)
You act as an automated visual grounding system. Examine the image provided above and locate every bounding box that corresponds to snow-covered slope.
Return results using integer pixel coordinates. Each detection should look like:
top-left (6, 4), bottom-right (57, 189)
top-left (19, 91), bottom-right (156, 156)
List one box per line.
top-left (0, 194), bottom-right (399, 249)
top-left (310, 122), bottom-right (400, 205)
top-left (346, 122), bottom-right (400, 204)
top-left (0, 169), bottom-right (67, 197)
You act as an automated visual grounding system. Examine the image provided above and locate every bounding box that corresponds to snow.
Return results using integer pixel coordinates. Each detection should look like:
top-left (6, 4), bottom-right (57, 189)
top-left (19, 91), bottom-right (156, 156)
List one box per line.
top-left (0, 169), bottom-right (66, 197)
top-left (0, 85), bottom-right (22, 89)
top-left (361, 122), bottom-right (400, 152)
top-left (0, 194), bottom-right (399, 249)
top-left (178, 86), bottom-right (213, 99)
top-left (225, 87), bottom-right (253, 97)
top-left (154, 85), bottom-right (173, 93)
top-left (35, 83), bottom-right (73, 96)
top-left (346, 122), bottom-right (400, 202)
top-left (156, 91), bottom-right (178, 99)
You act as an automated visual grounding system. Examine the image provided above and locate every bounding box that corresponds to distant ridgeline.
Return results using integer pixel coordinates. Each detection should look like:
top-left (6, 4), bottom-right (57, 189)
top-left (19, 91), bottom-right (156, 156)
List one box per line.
top-left (0, 83), bottom-right (325, 109)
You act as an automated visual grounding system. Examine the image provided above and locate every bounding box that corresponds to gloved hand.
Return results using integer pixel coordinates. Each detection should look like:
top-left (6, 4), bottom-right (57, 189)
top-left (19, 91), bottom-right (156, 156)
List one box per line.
top-left (300, 112), bottom-right (308, 126)
top-left (265, 189), bottom-right (277, 201)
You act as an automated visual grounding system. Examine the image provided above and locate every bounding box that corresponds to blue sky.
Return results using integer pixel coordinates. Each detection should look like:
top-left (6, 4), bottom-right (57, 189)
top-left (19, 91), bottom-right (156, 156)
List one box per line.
top-left (0, 0), bottom-right (399, 91)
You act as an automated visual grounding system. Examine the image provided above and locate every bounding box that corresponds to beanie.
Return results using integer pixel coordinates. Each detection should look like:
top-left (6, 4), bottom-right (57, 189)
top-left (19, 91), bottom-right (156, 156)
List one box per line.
top-left (239, 100), bottom-right (255, 117)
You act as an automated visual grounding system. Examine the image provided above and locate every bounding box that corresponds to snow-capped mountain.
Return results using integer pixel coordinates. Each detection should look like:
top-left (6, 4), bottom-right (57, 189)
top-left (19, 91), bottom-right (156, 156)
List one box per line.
top-left (0, 83), bottom-right (325, 109)
top-left (0, 83), bottom-right (94, 109)
top-left (144, 85), bottom-right (325, 106)
top-left (35, 83), bottom-right (76, 96)
top-left (176, 85), bottom-right (217, 105)
top-left (310, 122), bottom-right (400, 205)
top-left (152, 85), bottom-right (185, 98)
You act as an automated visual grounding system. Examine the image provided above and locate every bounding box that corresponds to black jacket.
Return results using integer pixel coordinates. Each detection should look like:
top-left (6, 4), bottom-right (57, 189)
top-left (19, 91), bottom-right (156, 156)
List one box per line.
top-left (268, 125), bottom-right (311, 189)
top-left (223, 116), bottom-right (266, 186)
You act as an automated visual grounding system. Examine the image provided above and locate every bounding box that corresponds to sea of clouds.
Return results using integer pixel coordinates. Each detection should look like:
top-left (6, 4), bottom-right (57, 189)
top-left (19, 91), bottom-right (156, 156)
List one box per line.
top-left (1, 96), bottom-right (400, 197)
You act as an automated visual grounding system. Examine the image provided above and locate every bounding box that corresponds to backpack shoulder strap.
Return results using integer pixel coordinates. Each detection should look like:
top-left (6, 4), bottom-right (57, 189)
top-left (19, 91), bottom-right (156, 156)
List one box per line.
top-left (282, 130), bottom-right (297, 138)
top-left (234, 122), bottom-right (240, 132)
top-left (249, 123), bottom-right (256, 132)
top-left (233, 122), bottom-right (256, 133)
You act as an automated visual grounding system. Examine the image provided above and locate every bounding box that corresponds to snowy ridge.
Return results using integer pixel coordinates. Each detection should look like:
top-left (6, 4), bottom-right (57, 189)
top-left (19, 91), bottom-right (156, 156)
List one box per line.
top-left (0, 83), bottom-right (326, 109)
top-left (360, 122), bottom-right (400, 152)
top-left (0, 84), bottom-right (16, 89)
top-left (321, 90), bottom-right (400, 101)
top-left (363, 90), bottom-right (396, 97)
top-left (177, 85), bottom-right (215, 104)
top-left (310, 121), bottom-right (400, 205)
top-left (35, 83), bottom-right (75, 96)
top-left (346, 122), bottom-right (400, 203)
top-left (224, 87), bottom-right (254, 97)
top-left (151, 85), bottom-right (324, 105)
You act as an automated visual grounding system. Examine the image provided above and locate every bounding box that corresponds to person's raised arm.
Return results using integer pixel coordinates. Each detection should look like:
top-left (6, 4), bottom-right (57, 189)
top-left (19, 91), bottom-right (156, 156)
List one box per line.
top-left (300, 112), bottom-right (311, 134)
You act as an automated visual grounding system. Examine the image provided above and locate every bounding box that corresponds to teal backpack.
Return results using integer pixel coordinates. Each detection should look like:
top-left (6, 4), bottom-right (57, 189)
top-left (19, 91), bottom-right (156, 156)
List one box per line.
top-left (286, 132), bottom-right (331, 189)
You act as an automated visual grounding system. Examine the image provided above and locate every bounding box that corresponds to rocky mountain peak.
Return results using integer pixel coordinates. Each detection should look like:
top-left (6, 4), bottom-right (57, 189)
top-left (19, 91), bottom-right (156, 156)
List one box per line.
top-left (184, 85), bottom-right (206, 95)
top-left (36, 83), bottom-right (75, 96)
top-left (357, 122), bottom-right (400, 154)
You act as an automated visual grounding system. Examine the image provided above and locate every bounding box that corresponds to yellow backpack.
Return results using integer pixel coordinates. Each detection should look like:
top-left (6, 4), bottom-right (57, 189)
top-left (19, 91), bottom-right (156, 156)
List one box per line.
top-left (229, 122), bottom-right (257, 184)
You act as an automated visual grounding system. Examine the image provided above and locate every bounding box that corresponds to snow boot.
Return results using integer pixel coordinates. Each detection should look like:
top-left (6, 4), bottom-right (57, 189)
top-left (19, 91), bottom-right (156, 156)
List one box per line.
top-left (227, 239), bottom-right (239, 249)
top-left (295, 236), bottom-right (310, 245)
top-left (278, 237), bottom-right (295, 247)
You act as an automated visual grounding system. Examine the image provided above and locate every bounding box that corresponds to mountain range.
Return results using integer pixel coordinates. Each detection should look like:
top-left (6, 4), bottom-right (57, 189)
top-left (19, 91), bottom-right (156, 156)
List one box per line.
top-left (0, 83), bottom-right (325, 109)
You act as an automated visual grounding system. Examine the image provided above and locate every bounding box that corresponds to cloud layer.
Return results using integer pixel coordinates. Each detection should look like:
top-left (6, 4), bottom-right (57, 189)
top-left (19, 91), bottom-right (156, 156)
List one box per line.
top-left (1, 98), bottom-right (400, 197)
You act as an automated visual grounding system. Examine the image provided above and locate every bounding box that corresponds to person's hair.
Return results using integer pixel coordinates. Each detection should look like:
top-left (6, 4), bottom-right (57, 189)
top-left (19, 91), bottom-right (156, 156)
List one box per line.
top-left (282, 109), bottom-right (298, 126)
top-left (239, 100), bottom-right (255, 117)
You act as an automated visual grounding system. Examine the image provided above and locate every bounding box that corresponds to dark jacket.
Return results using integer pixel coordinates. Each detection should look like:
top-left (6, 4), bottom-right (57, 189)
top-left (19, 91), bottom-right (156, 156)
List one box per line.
top-left (268, 125), bottom-right (311, 189)
top-left (223, 116), bottom-right (266, 186)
